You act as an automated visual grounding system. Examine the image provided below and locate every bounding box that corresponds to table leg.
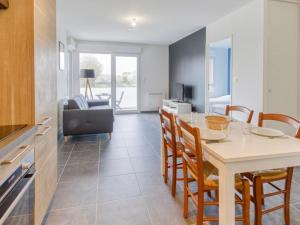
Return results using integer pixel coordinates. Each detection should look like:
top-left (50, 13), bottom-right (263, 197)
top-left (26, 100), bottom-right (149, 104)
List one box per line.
top-left (219, 166), bottom-right (235, 225)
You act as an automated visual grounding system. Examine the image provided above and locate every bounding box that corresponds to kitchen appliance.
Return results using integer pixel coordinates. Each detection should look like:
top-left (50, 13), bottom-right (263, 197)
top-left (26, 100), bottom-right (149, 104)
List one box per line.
top-left (0, 125), bottom-right (27, 142)
top-left (0, 148), bottom-right (35, 225)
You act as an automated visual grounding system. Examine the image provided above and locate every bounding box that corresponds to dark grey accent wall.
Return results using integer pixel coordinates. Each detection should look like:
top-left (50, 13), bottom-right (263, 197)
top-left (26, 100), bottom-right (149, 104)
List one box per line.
top-left (169, 28), bottom-right (206, 112)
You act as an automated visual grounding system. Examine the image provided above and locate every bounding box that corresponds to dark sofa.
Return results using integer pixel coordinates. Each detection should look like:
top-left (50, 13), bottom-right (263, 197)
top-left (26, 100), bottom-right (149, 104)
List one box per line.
top-left (63, 95), bottom-right (114, 137)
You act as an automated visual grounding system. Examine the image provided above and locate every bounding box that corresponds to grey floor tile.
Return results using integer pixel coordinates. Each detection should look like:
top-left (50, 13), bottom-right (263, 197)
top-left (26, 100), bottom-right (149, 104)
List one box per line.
top-left (98, 174), bottom-right (141, 202)
top-left (68, 150), bottom-right (100, 164)
top-left (57, 152), bottom-right (71, 166)
top-left (51, 181), bottom-right (98, 210)
top-left (127, 145), bottom-right (156, 157)
top-left (57, 165), bottom-right (65, 180)
top-left (97, 197), bottom-right (152, 225)
top-left (44, 205), bottom-right (96, 225)
top-left (60, 163), bottom-right (99, 183)
top-left (143, 192), bottom-right (189, 225)
top-left (58, 143), bottom-right (74, 153)
top-left (100, 147), bottom-right (129, 161)
top-left (100, 139), bottom-right (126, 149)
top-left (136, 171), bottom-right (171, 195)
top-left (99, 158), bottom-right (134, 177)
top-left (125, 137), bottom-right (151, 147)
top-left (73, 142), bottom-right (100, 152)
top-left (130, 156), bottom-right (161, 173)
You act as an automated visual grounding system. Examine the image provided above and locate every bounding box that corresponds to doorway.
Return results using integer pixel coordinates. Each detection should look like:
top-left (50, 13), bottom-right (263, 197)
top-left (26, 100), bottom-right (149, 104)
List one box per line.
top-left (207, 38), bottom-right (232, 114)
top-left (79, 53), bottom-right (139, 113)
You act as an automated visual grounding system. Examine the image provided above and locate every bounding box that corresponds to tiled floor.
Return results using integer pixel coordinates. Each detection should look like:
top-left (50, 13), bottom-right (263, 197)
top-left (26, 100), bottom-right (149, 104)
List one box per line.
top-left (43, 113), bottom-right (300, 225)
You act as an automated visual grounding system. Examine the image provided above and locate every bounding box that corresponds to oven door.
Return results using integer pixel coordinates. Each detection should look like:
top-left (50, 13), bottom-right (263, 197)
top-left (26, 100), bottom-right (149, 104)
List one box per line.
top-left (0, 167), bottom-right (35, 225)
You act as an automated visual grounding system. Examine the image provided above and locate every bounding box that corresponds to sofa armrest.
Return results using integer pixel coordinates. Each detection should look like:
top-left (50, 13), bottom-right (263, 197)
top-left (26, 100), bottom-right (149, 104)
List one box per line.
top-left (87, 100), bottom-right (109, 107)
top-left (63, 108), bottom-right (114, 136)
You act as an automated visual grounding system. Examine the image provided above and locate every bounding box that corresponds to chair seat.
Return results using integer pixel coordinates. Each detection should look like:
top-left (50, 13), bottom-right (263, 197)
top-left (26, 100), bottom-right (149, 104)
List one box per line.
top-left (248, 169), bottom-right (287, 181)
top-left (188, 160), bottom-right (243, 188)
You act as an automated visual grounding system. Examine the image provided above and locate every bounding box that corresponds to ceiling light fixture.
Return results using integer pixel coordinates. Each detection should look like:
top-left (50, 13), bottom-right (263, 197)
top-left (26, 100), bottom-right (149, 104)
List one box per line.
top-left (131, 18), bottom-right (137, 28)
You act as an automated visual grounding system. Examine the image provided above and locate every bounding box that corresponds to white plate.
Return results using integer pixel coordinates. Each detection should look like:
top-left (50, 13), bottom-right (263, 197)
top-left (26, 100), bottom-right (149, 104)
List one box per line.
top-left (201, 130), bottom-right (227, 141)
top-left (250, 127), bottom-right (284, 138)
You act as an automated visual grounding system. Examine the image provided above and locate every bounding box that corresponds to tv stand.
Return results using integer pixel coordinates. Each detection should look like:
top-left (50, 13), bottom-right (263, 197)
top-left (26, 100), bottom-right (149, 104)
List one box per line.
top-left (162, 99), bottom-right (192, 115)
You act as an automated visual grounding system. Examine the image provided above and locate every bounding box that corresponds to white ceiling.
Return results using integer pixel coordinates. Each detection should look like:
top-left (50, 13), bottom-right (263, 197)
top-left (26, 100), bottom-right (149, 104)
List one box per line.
top-left (57, 0), bottom-right (253, 45)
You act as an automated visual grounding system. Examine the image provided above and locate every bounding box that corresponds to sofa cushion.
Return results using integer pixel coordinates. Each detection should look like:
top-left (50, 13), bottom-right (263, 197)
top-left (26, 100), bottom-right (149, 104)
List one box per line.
top-left (68, 95), bottom-right (89, 110)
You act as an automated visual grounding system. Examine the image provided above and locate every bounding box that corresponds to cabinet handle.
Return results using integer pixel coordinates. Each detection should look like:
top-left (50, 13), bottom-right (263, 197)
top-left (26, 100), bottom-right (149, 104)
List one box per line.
top-left (1, 145), bottom-right (31, 165)
top-left (37, 117), bottom-right (52, 125)
top-left (36, 126), bottom-right (51, 136)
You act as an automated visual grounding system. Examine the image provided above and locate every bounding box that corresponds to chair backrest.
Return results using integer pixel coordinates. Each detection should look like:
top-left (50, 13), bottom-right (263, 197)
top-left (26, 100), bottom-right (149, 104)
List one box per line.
top-left (258, 113), bottom-right (300, 138)
top-left (175, 117), bottom-right (204, 185)
top-left (159, 109), bottom-right (177, 154)
top-left (225, 105), bottom-right (254, 123)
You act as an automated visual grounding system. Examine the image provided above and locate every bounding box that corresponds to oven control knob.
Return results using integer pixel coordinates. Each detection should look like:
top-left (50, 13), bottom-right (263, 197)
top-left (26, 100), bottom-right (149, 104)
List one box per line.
top-left (22, 163), bottom-right (31, 170)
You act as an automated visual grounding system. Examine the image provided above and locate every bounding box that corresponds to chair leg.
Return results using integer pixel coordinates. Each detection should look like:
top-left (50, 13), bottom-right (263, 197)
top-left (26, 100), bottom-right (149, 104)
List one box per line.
top-left (284, 167), bottom-right (293, 225)
top-left (171, 155), bottom-right (177, 196)
top-left (261, 182), bottom-right (265, 205)
top-left (109, 133), bottom-right (112, 140)
top-left (215, 190), bottom-right (219, 201)
top-left (242, 179), bottom-right (251, 225)
top-left (164, 148), bottom-right (168, 184)
top-left (196, 180), bottom-right (204, 225)
top-left (64, 136), bottom-right (68, 142)
top-left (253, 176), bottom-right (263, 225)
top-left (182, 159), bottom-right (189, 219)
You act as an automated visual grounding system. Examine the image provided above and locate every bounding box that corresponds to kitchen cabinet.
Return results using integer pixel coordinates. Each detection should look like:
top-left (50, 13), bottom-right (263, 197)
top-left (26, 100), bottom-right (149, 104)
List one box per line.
top-left (0, 0), bottom-right (58, 224)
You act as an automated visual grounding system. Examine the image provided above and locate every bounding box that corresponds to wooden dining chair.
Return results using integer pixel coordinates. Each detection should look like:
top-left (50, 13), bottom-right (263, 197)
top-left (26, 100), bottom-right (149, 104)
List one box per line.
top-left (175, 117), bottom-right (250, 225)
top-left (159, 108), bottom-right (185, 196)
top-left (243, 113), bottom-right (300, 225)
top-left (225, 105), bottom-right (254, 123)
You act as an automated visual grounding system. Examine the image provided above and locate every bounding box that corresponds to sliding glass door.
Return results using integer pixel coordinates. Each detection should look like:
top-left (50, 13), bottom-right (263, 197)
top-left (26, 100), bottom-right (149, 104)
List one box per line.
top-left (79, 53), bottom-right (139, 112)
top-left (115, 56), bottom-right (138, 112)
top-left (80, 53), bottom-right (112, 106)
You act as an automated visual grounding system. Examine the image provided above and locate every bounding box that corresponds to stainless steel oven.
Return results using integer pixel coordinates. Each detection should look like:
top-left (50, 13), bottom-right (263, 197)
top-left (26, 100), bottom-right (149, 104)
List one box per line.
top-left (0, 148), bottom-right (35, 225)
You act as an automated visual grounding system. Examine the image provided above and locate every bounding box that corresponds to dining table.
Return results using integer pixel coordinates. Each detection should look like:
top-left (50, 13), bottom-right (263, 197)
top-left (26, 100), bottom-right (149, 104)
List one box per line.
top-left (160, 113), bottom-right (300, 225)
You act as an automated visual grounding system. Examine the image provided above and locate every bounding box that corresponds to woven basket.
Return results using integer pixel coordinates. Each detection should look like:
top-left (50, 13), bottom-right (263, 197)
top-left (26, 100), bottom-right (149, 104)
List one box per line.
top-left (205, 116), bottom-right (230, 131)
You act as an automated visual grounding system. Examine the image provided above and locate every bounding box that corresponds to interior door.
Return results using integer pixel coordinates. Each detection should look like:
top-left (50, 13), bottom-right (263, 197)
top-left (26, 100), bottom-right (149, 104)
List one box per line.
top-left (266, 1), bottom-right (299, 118)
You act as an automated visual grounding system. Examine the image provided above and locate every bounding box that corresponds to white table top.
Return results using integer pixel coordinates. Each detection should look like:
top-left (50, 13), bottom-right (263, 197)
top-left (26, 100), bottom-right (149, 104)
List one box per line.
top-left (178, 114), bottom-right (300, 163)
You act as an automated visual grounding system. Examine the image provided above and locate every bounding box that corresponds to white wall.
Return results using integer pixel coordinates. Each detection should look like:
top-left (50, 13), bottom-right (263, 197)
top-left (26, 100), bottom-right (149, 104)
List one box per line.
top-left (206, 0), bottom-right (264, 122)
top-left (73, 41), bottom-right (169, 111)
top-left (56, 23), bottom-right (69, 133)
top-left (140, 45), bottom-right (169, 111)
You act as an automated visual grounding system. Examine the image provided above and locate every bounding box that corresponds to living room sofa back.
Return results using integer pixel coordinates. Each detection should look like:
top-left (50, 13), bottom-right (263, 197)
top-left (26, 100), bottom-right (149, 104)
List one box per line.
top-left (63, 95), bottom-right (113, 136)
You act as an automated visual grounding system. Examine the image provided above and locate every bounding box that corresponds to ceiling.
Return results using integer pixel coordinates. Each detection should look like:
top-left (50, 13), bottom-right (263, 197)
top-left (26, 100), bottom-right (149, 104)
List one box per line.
top-left (57, 0), bottom-right (252, 45)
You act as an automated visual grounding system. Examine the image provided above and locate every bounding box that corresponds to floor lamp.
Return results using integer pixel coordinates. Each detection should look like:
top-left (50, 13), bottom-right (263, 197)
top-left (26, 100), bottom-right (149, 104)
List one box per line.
top-left (80, 69), bottom-right (95, 99)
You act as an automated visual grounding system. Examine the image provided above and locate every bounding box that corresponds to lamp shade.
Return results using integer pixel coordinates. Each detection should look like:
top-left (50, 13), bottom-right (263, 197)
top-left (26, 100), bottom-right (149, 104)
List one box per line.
top-left (80, 69), bottom-right (95, 78)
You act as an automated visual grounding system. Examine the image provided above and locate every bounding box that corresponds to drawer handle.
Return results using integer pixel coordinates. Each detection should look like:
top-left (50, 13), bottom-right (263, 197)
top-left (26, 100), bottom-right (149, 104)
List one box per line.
top-left (36, 126), bottom-right (51, 136)
top-left (1, 145), bottom-right (31, 165)
top-left (37, 117), bottom-right (52, 125)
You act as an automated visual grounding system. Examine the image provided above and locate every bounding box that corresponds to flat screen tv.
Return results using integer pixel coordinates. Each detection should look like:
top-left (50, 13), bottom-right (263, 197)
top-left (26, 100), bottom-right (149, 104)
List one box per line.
top-left (184, 85), bottom-right (193, 99)
top-left (176, 83), bottom-right (184, 101)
